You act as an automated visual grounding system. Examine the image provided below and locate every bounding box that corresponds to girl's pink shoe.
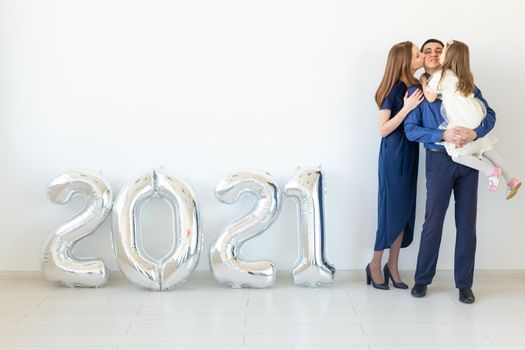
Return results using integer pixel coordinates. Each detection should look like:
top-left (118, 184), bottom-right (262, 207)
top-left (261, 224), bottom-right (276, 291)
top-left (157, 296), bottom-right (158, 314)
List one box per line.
top-left (488, 167), bottom-right (502, 192)
top-left (506, 178), bottom-right (522, 200)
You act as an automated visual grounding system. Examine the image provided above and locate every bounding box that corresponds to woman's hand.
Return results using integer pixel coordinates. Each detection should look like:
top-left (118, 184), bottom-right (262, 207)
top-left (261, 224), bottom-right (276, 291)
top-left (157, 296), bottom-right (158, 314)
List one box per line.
top-left (402, 89), bottom-right (424, 113)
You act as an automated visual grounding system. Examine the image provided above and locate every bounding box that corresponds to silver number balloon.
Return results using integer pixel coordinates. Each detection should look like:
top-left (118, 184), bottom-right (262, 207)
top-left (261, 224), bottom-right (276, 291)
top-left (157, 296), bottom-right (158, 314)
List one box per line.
top-left (210, 170), bottom-right (282, 288)
top-left (112, 169), bottom-right (201, 291)
top-left (42, 170), bottom-right (113, 288)
top-left (284, 166), bottom-right (335, 287)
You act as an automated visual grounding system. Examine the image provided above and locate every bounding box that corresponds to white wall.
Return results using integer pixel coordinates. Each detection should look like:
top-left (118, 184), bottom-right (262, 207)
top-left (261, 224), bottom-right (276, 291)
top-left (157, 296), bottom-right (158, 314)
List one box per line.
top-left (1, 0), bottom-right (524, 272)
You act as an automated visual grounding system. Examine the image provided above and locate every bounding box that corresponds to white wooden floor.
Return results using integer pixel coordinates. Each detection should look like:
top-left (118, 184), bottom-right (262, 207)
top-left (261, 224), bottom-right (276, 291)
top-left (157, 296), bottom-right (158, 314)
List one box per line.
top-left (1, 272), bottom-right (525, 349)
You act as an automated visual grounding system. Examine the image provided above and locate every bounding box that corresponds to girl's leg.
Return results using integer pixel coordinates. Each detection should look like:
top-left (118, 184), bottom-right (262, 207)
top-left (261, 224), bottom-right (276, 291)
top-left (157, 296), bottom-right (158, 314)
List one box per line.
top-left (452, 154), bottom-right (494, 175)
top-left (483, 150), bottom-right (513, 183)
top-left (453, 154), bottom-right (502, 191)
top-left (387, 231), bottom-right (404, 282)
top-left (370, 250), bottom-right (385, 283)
top-left (484, 150), bottom-right (522, 199)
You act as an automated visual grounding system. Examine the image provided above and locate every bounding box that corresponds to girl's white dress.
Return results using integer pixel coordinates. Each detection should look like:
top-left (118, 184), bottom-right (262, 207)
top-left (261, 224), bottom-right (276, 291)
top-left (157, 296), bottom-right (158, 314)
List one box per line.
top-left (427, 69), bottom-right (497, 157)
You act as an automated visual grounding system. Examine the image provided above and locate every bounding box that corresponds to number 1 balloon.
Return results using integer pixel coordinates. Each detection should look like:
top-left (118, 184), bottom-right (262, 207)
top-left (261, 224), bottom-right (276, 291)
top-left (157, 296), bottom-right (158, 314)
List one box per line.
top-left (284, 166), bottom-right (335, 287)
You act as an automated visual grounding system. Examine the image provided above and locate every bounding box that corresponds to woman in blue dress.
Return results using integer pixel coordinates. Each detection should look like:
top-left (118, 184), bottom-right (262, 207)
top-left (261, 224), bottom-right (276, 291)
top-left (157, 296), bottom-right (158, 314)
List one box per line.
top-left (366, 41), bottom-right (425, 290)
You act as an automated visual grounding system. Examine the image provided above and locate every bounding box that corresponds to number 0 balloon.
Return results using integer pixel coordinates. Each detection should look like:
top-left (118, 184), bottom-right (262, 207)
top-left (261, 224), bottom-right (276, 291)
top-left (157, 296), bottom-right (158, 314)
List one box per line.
top-left (112, 169), bottom-right (202, 291)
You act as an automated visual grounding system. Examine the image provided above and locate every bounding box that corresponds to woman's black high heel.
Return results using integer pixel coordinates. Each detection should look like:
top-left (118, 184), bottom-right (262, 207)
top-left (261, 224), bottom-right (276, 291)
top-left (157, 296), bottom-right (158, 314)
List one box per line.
top-left (383, 263), bottom-right (409, 289)
top-left (366, 264), bottom-right (389, 290)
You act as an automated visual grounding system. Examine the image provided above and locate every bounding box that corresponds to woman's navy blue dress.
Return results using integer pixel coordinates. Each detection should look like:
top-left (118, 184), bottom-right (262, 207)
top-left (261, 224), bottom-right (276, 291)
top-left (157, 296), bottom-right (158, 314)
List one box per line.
top-left (375, 81), bottom-right (419, 250)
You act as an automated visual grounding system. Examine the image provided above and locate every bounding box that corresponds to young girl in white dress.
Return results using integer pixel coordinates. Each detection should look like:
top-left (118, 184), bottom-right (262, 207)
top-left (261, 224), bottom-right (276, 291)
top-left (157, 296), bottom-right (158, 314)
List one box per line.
top-left (420, 40), bottom-right (521, 199)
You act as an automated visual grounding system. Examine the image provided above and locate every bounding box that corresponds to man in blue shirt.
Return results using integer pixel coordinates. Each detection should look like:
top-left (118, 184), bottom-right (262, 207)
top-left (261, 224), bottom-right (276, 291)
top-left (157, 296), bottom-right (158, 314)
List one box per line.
top-left (404, 39), bottom-right (496, 304)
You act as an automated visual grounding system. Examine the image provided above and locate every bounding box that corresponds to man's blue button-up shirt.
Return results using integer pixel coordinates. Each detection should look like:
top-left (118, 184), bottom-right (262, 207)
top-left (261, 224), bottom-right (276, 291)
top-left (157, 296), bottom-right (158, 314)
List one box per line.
top-left (404, 83), bottom-right (496, 150)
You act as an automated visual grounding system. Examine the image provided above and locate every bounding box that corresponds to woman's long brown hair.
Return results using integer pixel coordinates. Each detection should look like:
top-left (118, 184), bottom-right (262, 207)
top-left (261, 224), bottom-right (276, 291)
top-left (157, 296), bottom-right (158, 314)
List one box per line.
top-left (375, 41), bottom-right (417, 107)
top-left (439, 40), bottom-right (474, 96)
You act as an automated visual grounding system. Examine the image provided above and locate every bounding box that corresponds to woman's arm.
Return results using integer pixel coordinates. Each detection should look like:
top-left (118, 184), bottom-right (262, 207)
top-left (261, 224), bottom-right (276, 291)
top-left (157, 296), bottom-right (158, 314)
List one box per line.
top-left (379, 89), bottom-right (423, 137)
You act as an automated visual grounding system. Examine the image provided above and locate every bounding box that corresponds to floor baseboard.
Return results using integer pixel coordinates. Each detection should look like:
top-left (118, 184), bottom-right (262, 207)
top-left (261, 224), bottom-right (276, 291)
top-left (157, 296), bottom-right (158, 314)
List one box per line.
top-left (1, 269), bottom-right (525, 281)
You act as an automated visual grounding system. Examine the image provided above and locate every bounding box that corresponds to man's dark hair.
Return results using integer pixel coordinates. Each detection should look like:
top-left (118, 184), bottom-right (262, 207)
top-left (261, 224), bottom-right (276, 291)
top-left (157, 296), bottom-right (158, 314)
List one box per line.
top-left (421, 38), bottom-right (444, 52)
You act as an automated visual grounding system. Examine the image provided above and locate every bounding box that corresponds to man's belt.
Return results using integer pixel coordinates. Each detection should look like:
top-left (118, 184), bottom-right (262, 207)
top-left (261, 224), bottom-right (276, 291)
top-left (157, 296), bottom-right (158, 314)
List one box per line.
top-left (428, 148), bottom-right (447, 153)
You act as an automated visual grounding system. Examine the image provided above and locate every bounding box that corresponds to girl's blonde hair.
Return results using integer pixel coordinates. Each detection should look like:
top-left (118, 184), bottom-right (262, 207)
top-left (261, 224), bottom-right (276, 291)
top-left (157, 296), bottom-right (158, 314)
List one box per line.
top-left (375, 41), bottom-right (418, 107)
top-left (439, 40), bottom-right (475, 96)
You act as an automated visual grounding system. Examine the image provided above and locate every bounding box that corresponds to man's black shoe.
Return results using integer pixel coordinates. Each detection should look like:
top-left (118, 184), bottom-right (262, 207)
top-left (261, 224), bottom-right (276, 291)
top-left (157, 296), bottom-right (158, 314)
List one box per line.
top-left (411, 284), bottom-right (427, 298)
top-left (459, 288), bottom-right (475, 304)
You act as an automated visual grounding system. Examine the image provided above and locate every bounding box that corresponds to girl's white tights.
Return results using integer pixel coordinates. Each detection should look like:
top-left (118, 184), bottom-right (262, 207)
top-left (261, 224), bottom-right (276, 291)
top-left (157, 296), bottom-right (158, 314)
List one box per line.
top-left (452, 150), bottom-right (512, 183)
